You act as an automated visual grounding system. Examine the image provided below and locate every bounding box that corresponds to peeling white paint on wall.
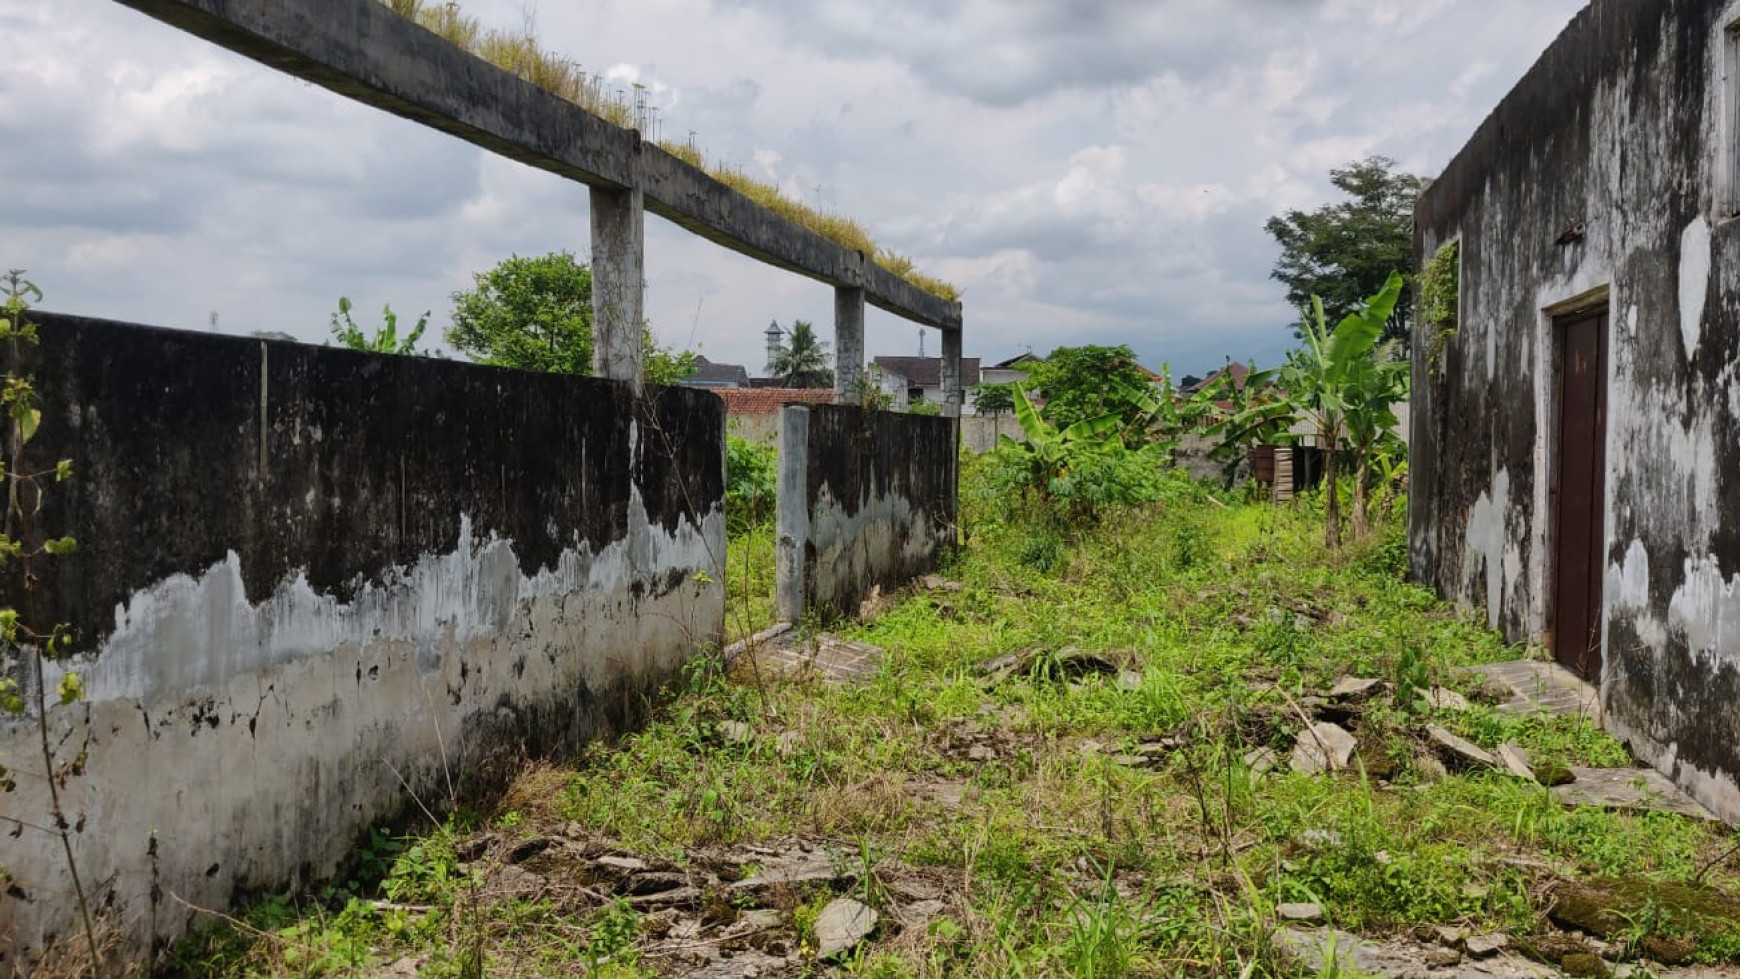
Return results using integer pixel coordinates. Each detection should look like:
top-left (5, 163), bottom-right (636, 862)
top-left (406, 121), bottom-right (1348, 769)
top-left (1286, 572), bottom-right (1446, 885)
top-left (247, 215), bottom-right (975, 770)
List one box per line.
top-left (1667, 555), bottom-right (1740, 656)
top-left (0, 498), bottom-right (725, 967)
top-left (806, 481), bottom-right (944, 613)
top-left (1464, 468), bottom-right (1510, 631)
top-left (1679, 215), bottom-right (1712, 359)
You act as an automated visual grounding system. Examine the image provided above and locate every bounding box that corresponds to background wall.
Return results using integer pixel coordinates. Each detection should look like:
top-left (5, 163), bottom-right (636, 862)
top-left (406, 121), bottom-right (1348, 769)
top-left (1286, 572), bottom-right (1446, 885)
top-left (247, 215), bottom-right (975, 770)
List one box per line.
top-left (0, 314), bottom-right (726, 967)
top-left (776, 406), bottom-right (957, 620)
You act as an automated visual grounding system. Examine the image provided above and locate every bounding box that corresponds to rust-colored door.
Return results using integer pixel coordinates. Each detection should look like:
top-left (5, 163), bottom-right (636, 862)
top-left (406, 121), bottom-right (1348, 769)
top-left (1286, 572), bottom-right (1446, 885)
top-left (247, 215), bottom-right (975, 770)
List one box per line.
top-left (1552, 311), bottom-right (1608, 679)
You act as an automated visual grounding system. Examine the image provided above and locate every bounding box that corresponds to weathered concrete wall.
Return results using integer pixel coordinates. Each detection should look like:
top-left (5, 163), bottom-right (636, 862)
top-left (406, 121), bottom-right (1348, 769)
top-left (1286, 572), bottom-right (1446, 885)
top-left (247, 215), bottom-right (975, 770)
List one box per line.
top-left (961, 414), bottom-right (1023, 453)
top-left (738, 411), bottom-right (1016, 454)
top-left (1413, 0), bottom-right (1740, 823)
top-left (0, 314), bottom-right (725, 968)
top-left (729, 413), bottom-right (783, 445)
top-left (775, 406), bottom-right (957, 620)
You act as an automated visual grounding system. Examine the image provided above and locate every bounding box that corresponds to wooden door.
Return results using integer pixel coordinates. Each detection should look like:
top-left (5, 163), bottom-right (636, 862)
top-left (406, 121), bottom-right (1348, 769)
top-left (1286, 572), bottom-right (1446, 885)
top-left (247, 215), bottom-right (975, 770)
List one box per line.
top-left (1553, 311), bottom-right (1608, 679)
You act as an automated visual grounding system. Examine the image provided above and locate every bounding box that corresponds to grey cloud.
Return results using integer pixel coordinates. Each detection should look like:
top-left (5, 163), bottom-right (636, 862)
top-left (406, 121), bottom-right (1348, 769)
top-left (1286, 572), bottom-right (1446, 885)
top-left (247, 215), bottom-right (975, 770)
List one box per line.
top-left (723, 0), bottom-right (1327, 106)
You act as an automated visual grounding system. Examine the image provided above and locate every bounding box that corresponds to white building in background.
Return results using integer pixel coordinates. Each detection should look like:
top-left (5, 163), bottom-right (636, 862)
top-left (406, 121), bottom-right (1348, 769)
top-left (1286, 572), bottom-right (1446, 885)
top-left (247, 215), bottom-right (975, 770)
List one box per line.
top-left (870, 356), bottom-right (983, 413)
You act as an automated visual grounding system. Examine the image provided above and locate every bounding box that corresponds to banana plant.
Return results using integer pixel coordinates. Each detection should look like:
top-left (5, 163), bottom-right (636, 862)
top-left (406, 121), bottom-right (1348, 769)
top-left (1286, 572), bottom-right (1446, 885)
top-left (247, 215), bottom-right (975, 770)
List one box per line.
top-left (997, 385), bottom-right (1169, 521)
top-left (1222, 271), bottom-right (1408, 548)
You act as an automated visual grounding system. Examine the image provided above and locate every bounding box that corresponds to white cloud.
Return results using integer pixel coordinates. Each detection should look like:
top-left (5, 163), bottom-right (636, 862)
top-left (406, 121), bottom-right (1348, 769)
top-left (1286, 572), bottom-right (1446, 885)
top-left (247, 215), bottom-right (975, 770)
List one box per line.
top-left (0, 0), bottom-right (1584, 376)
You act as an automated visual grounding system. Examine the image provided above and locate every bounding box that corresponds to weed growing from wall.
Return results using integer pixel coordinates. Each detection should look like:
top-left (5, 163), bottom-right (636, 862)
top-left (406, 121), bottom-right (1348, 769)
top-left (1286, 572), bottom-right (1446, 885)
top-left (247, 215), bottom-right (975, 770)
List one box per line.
top-left (1421, 240), bottom-right (1460, 378)
top-left (0, 271), bottom-right (98, 973)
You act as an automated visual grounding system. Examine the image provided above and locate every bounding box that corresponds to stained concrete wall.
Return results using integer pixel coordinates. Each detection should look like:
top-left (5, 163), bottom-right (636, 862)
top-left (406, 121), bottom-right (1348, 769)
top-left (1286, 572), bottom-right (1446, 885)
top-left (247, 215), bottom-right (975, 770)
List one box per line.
top-left (1413, 0), bottom-right (1740, 823)
top-left (775, 406), bottom-right (957, 621)
top-left (0, 314), bottom-right (725, 968)
top-left (737, 412), bottom-right (1019, 454)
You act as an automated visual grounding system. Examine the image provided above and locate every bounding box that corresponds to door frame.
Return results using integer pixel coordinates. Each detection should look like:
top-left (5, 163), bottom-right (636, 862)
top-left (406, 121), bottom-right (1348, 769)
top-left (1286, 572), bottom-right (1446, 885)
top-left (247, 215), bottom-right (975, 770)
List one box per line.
top-left (1546, 301), bottom-right (1610, 680)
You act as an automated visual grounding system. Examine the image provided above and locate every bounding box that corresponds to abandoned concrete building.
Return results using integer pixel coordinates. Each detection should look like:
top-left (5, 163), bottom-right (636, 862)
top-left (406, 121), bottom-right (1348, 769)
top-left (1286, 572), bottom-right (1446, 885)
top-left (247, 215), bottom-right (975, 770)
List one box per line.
top-left (0, 0), bottom-right (964, 969)
top-left (1412, 0), bottom-right (1740, 824)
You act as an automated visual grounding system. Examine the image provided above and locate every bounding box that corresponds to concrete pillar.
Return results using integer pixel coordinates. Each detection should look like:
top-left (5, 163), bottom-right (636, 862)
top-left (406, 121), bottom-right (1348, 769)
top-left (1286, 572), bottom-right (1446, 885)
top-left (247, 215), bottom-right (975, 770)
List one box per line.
top-left (774, 405), bottom-right (810, 622)
top-left (590, 185), bottom-right (645, 392)
top-left (834, 287), bottom-right (865, 405)
top-left (940, 328), bottom-right (964, 418)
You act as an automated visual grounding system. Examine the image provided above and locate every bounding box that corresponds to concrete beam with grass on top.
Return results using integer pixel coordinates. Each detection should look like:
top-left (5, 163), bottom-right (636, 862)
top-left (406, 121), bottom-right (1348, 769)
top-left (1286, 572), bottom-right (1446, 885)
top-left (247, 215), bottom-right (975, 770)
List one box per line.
top-left (107, 0), bottom-right (965, 333)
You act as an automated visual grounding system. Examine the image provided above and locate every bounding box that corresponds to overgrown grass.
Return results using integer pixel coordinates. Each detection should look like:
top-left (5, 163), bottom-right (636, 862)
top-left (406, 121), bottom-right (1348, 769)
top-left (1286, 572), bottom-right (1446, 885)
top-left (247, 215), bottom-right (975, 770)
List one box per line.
top-left (377, 0), bottom-right (958, 303)
top-left (170, 463), bottom-right (1740, 976)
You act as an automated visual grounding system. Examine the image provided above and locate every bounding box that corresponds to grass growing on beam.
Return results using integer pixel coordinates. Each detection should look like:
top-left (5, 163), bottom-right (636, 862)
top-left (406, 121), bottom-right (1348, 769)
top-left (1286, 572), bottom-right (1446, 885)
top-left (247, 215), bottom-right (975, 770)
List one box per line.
top-left (380, 0), bottom-right (959, 304)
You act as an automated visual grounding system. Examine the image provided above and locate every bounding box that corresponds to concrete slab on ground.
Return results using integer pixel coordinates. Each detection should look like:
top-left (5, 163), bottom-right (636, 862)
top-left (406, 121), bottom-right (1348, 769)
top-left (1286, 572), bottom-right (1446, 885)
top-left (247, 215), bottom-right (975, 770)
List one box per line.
top-left (1473, 659), bottom-right (1600, 720)
top-left (1473, 661), bottom-right (1718, 822)
top-left (753, 633), bottom-right (884, 685)
top-left (1554, 767), bottom-right (1721, 822)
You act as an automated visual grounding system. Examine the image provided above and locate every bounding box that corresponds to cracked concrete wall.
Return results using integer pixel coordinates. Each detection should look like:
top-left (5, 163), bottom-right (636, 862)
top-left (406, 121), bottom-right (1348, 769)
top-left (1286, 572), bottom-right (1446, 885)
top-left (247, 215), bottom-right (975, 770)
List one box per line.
top-left (776, 406), bottom-right (957, 621)
top-left (1414, 0), bottom-right (1740, 824)
top-left (0, 314), bottom-right (725, 969)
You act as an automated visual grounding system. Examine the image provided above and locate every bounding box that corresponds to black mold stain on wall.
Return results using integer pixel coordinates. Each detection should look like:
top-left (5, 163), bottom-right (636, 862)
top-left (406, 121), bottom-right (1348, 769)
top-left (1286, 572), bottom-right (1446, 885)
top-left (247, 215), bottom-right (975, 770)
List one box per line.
top-left (801, 405), bottom-right (957, 620)
top-left (1413, 0), bottom-right (1740, 820)
top-left (14, 312), bottom-right (724, 654)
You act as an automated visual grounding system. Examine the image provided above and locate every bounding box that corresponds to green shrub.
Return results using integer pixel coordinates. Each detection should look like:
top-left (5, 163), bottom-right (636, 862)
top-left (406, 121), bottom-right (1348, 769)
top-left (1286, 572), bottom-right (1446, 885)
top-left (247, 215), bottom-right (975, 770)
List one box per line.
top-left (725, 435), bottom-right (777, 530)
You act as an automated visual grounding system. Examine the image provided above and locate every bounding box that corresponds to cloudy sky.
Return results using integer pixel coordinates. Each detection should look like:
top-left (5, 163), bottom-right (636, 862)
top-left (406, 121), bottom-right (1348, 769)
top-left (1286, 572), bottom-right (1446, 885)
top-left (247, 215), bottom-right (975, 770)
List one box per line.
top-left (1, 0), bottom-right (1584, 378)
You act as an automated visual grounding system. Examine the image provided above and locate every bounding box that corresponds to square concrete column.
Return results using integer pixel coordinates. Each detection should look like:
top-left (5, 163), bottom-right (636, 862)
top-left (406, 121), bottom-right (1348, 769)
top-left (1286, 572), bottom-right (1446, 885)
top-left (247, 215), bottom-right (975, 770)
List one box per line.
top-left (834, 286), bottom-right (865, 405)
top-left (590, 185), bottom-right (645, 393)
top-left (774, 405), bottom-right (811, 622)
top-left (940, 328), bottom-right (964, 418)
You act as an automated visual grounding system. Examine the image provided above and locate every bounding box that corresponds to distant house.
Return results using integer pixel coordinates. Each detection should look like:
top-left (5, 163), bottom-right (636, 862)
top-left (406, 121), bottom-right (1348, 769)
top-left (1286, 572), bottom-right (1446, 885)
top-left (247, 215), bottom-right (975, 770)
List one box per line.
top-left (680, 356), bottom-right (752, 389)
top-left (981, 353), bottom-right (1041, 387)
top-left (871, 356), bottom-right (983, 412)
top-left (1181, 362), bottom-right (1251, 400)
top-left (712, 387), bottom-right (835, 443)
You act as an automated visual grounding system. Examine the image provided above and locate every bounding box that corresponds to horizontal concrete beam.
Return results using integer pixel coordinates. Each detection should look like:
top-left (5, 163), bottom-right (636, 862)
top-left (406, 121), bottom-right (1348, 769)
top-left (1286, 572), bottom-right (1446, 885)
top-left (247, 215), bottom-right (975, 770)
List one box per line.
top-left (110, 0), bottom-right (964, 332)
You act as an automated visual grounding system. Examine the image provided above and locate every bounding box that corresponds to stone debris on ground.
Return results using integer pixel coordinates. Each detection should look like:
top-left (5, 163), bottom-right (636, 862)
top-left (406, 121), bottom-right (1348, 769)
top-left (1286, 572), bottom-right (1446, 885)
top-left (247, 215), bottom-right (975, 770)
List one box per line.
top-left (812, 897), bottom-right (878, 958)
top-left (449, 828), bottom-right (971, 976)
top-left (1291, 721), bottom-right (1358, 773)
top-left (1426, 722), bottom-right (1499, 769)
top-left (976, 645), bottom-right (1124, 685)
top-left (917, 574), bottom-right (964, 593)
top-left (1329, 676), bottom-right (1388, 700)
top-left (1421, 686), bottom-right (1473, 711)
top-left (1277, 901), bottom-right (1325, 924)
top-left (1272, 925), bottom-right (1559, 978)
top-left (1497, 742), bottom-right (1538, 782)
top-left (1245, 746), bottom-right (1281, 774)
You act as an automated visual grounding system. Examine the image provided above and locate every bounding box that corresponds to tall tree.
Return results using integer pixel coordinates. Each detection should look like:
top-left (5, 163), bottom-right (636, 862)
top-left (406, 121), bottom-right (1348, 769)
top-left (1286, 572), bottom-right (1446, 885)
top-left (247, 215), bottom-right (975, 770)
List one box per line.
top-left (768, 320), bottom-right (834, 388)
top-left (447, 252), bottom-right (593, 374)
top-left (444, 251), bottom-right (695, 384)
top-left (1265, 157), bottom-right (1426, 348)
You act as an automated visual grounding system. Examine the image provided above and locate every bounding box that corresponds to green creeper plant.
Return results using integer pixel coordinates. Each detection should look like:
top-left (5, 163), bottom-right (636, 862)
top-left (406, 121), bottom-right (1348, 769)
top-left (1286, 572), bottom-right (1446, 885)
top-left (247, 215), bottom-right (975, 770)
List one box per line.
top-left (1223, 271), bottom-right (1409, 548)
top-left (329, 297), bottom-right (429, 354)
top-left (0, 270), bottom-right (99, 973)
top-left (1420, 240), bottom-right (1460, 379)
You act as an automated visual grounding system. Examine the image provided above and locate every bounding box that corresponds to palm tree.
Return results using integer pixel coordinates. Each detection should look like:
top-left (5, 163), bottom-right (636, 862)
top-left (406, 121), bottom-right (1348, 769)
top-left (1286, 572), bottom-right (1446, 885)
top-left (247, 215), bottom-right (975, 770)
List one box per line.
top-left (769, 319), bottom-right (834, 388)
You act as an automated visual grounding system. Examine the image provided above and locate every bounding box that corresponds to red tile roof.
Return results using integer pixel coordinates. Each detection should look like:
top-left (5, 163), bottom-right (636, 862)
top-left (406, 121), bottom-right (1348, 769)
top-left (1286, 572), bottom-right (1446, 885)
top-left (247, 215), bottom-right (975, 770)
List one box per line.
top-left (713, 387), bottom-right (836, 414)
